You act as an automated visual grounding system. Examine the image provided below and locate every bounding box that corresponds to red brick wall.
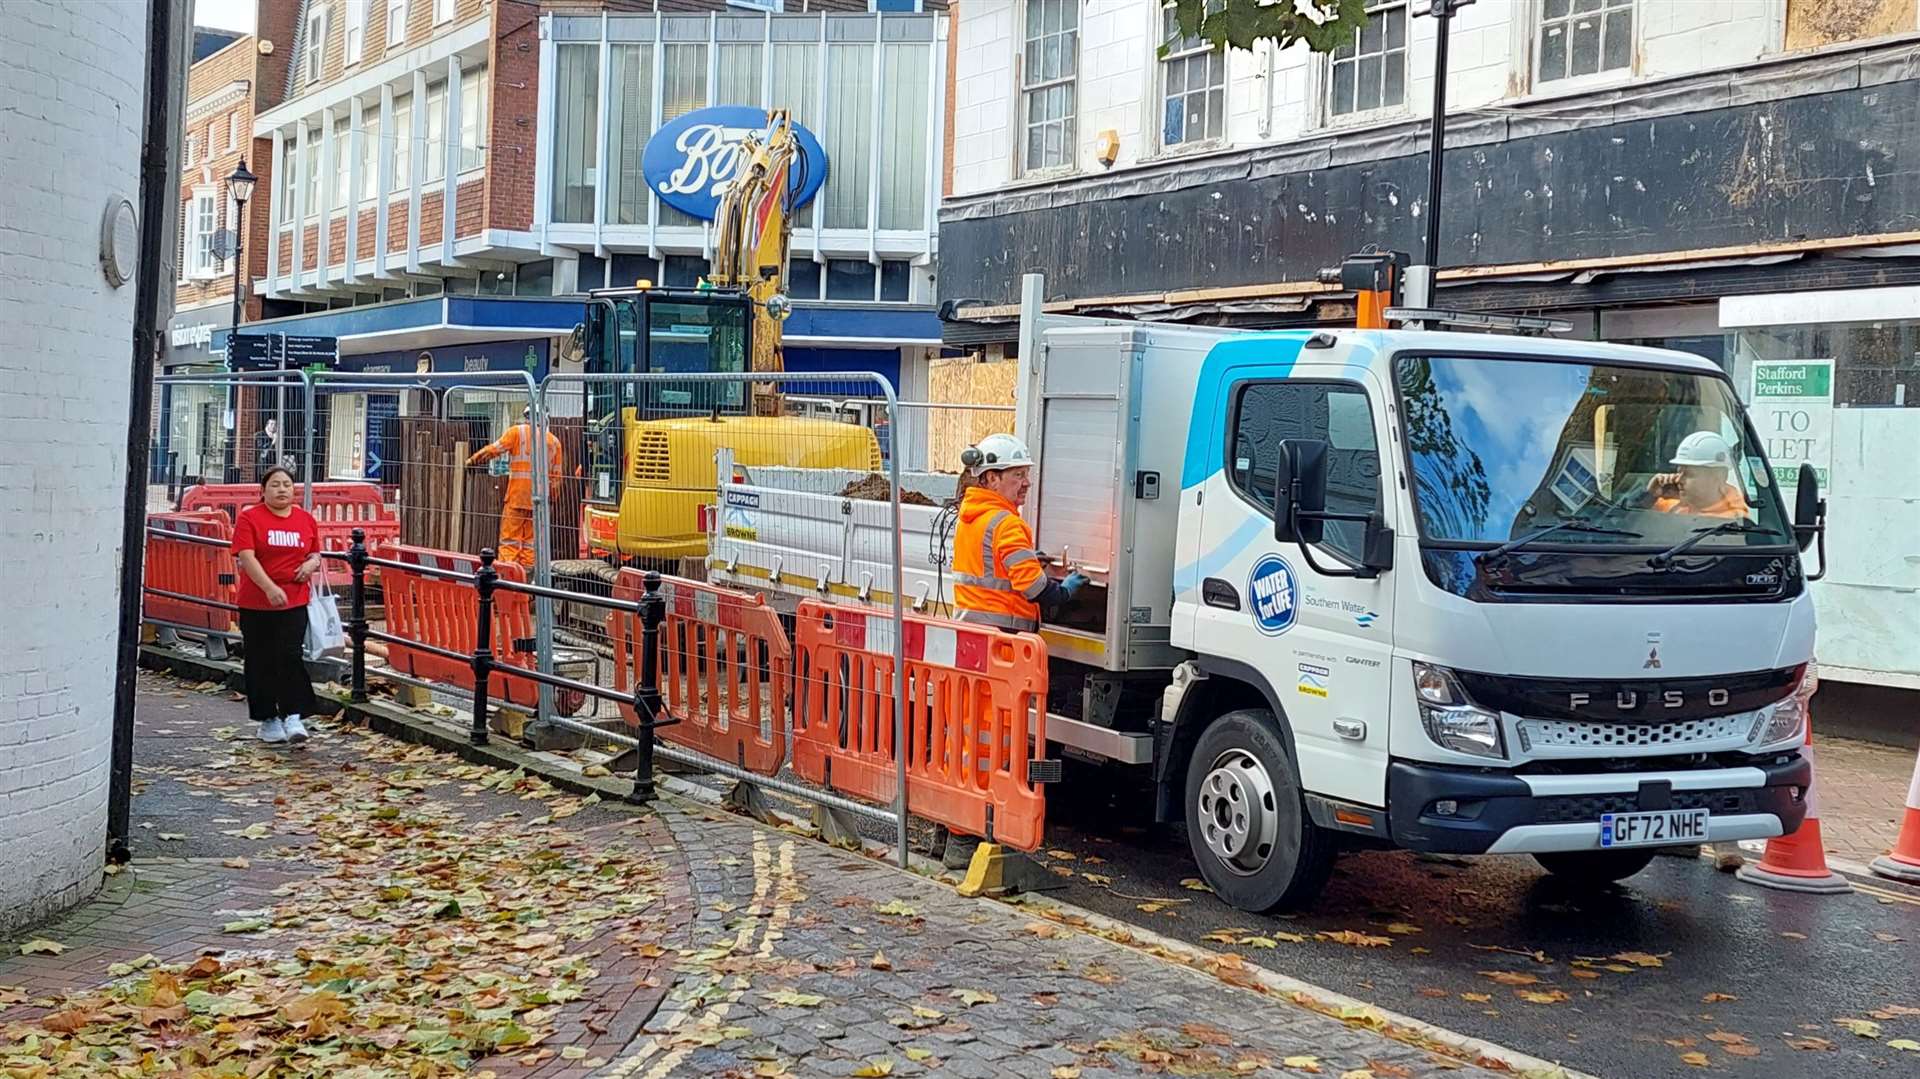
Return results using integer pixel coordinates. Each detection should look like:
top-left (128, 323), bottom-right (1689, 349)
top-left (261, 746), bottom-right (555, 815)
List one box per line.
top-left (486, 0), bottom-right (540, 232)
top-left (177, 37), bottom-right (260, 316)
top-left (295, 0), bottom-right (491, 98)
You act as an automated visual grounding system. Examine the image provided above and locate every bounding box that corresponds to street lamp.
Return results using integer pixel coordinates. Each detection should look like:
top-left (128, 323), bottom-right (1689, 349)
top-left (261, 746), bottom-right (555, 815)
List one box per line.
top-left (1406, 0), bottom-right (1474, 311)
top-left (222, 161), bottom-right (256, 482)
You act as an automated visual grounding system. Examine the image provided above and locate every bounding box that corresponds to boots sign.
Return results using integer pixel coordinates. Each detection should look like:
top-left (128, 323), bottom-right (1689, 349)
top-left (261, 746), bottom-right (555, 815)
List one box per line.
top-left (640, 106), bottom-right (828, 222)
top-left (1748, 359), bottom-right (1834, 491)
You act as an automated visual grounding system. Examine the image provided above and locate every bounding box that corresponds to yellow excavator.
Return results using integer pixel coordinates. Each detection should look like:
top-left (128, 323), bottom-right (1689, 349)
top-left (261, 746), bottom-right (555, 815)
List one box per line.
top-left (574, 110), bottom-right (881, 565)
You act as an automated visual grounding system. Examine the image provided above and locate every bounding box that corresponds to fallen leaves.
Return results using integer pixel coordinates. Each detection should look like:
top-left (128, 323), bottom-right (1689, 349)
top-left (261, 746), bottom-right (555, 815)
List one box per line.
top-left (850, 1058), bottom-right (895, 1077)
top-left (764, 989), bottom-right (826, 1008)
top-left (873, 899), bottom-right (919, 917)
top-left (1180, 877), bottom-right (1213, 892)
top-left (869, 949), bottom-right (892, 971)
top-left (1316, 930), bottom-right (1392, 948)
top-left (1702, 992), bottom-right (1739, 1003)
top-left (1836, 1018), bottom-right (1883, 1038)
top-left (1888, 1039), bottom-right (1920, 1052)
top-left (18, 939), bottom-right (66, 956)
top-left (221, 855), bottom-right (250, 869)
top-left (1783, 1036), bottom-right (1834, 1051)
top-left (1050, 1066), bottom-right (1082, 1079)
top-left (1516, 989), bottom-right (1570, 1005)
top-left (156, 832), bottom-right (186, 841)
top-left (1477, 970), bottom-right (1541, 987)
top-left (951, 988), bottom-right (998, 1006)
top-left (1607, 950), bottom-right (1667, 968)
top-left (1680, 1050), bottom-right (1711, 1067)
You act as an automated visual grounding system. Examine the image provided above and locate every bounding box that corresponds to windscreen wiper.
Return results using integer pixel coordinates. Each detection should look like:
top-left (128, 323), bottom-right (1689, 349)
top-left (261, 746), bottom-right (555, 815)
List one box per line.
top-left (1647, 518), bottom-right (1779, 568)
top-left (1476, 520), bottom-right (1646, 565)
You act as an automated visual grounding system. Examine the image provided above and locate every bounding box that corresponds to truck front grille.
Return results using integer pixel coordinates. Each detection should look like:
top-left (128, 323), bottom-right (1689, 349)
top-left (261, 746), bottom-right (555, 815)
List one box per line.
top-left (1517, 713), bottom-right (1752, 753)
top-left (1534, 788), bottom-right (1760, 824)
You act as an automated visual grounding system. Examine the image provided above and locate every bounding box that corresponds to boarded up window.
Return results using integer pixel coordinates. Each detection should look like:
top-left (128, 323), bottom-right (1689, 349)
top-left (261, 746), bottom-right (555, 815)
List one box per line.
top-left (1785, 0), bottom-right (1916, 51)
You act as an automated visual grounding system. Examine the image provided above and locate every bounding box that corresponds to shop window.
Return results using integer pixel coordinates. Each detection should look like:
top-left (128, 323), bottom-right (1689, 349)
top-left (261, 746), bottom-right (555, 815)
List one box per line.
top-left (879, 260), bottom-right (910, 302)
top-left (517, 259), bottom-right (554, 297)
top-left (1021, 0), bottom-right (1077, 172)
top-left (826, 259), bottom-right (876, 300)
top-left (1328, 1), bottom-right (1406, 119)
top-left (577, 253), bottom-right (607, 291)
top-left (1537, 0), bottom-right (1632, 85)
top-left (787, 259), bottom-right (823, 300)
top-left (662, 255), bottom-right (705, 288)
top-left (611, 253), bottom-right (656, 289)
top-left (1161, 2), bottom-right (1225, 147)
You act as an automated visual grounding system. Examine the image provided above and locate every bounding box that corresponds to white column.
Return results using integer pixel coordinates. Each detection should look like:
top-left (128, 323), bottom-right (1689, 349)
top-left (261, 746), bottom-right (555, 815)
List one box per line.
top-left (375, 84), bottom-right (394, 280)
top-left (441, 53), bottom-right (462, 266)
top-left (316, 106), bottom-right (336, 288)
top-left (534, 15), bottom-right (556, 253)
top-left (591, 15), bottom-right (610, 258)
top-left (266, 127), bottom-right (285, 294)
top-left (292, 121), bottom-right (309, 291)
top-left (866, 14), bottom-right (882, 281)
top-left (345, 96), bottom-right (364, 282)
top-left (407, 68), bottom-right (426, 274)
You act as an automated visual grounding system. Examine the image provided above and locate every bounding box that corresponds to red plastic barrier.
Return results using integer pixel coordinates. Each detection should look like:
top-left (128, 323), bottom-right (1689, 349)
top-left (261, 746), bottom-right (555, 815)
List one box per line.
top-left (380, 545), bottom-right (562, 714)
top-left (143, 512), bottom-right (237, 633)
top-left (791, 600), bottom-right (1049, 851)
top-left (180, 481), bottom-right (399, 557)
top-left (608, 571), bottom-right (790, 775)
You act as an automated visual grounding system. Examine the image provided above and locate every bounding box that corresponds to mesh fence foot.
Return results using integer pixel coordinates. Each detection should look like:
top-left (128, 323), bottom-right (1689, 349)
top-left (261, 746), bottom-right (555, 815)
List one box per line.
top-left (812, 805), bottom-right (866, 851)
top-left (722, 780), bottom-right (781, 827)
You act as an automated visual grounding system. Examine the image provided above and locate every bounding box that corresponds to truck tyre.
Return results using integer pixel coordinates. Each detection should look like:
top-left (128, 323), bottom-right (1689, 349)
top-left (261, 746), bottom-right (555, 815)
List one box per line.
top-left (1183, 709), bottom-right (1335, 912)
top-left (1532, 849), bottom-right (1659, 884)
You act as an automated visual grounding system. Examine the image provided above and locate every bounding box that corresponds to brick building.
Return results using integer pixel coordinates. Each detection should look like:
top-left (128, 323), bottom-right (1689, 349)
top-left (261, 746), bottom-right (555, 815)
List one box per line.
top-left (0, 1), bottom-right (147, 932)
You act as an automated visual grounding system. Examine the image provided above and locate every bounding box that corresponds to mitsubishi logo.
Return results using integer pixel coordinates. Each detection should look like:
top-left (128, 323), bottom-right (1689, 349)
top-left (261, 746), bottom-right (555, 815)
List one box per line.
top-left (1644, 647), bottom-right (1662, 670)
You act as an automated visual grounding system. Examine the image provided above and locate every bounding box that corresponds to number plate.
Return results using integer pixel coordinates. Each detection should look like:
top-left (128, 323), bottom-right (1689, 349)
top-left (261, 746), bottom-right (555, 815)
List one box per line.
top-left (1600, 808), bottom-right (1709, 848)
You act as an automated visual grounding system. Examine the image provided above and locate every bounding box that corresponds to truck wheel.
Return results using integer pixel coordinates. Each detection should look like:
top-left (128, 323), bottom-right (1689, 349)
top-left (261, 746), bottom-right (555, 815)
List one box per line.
top-left (1183, 709), bottom-right (1335, 912)
top-left (1532, 849), bottom-right (1659, 884)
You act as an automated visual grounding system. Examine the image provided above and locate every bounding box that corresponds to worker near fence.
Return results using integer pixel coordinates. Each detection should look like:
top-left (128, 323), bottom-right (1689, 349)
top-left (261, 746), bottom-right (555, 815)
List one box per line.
top-left (952, 434), bottom-right (1087, 632)
top-left (466, 407), bottom-right (563, 569)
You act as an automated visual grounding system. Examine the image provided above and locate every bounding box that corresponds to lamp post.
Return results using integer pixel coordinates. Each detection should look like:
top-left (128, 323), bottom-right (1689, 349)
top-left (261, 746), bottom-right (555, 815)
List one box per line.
top-left (223, 160), bottom-right (256, 482)
top-left (1405, 0), bottom-right (1474, 312)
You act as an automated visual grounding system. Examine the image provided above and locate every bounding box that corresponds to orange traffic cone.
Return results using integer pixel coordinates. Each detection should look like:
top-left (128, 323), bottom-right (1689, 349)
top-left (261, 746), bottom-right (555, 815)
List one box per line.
top-left (1869, 746), bottom-right (1920, 885)
top-left (1737, 730), bottom-right (1853, 894)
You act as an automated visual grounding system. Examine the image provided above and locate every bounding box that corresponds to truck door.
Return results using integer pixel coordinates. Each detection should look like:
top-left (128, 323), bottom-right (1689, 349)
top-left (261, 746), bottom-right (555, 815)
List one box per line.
top-left (1191, 371), bottom-right (1396, 807)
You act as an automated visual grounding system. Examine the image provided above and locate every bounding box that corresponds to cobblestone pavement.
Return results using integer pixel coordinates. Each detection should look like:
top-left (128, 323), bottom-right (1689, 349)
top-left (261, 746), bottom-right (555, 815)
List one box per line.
top-left (1813, 736), bottom-right (1917, 869)
top-left (2, 675), bottom-right (1529, 1078)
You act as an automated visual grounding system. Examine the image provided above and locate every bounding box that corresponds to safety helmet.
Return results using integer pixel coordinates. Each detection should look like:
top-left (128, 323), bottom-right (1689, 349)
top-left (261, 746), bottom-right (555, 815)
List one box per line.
top-left (1671, 431), bottom-right (1733, 469)
top-left (962, 433), bottom-right (1034, 476)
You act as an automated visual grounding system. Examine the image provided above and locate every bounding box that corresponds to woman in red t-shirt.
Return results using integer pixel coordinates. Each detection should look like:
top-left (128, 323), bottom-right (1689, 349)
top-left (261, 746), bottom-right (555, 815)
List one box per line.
top-left (231, 467), bottom-right (323, 745)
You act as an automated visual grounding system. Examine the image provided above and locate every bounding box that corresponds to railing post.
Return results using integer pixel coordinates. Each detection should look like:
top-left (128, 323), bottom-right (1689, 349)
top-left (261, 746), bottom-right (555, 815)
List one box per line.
top-left (470, 549), bottom-right (499, 746)
top-left (347, 527), bottom-right (369, 703)
top-left (627, 570), bottom-right (665, 805)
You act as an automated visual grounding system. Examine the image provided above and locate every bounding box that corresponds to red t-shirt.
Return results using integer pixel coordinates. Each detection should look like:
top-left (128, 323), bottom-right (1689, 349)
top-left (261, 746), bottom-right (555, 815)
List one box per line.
top-left (232, 504), bottom-right (320, 610)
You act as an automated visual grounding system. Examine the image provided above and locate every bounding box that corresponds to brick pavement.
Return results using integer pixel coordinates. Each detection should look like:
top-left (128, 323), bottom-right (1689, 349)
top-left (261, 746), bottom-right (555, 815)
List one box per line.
top-left (1813, 735), bottom-right (1918, 869)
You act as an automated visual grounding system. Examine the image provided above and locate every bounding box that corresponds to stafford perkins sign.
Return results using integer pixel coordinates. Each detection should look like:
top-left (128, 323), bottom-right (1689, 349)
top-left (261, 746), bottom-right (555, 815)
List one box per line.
top-left (640, 105), bottom-right (829, 222)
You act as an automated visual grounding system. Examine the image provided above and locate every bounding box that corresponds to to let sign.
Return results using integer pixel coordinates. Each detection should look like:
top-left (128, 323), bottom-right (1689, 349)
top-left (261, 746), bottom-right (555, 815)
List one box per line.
top-left (1748, 359), bottom-right (1834, 490)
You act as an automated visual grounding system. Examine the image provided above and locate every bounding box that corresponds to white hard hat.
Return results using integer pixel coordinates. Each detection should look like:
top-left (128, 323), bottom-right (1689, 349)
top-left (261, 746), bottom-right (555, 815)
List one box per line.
top-left (1671, 430), bottom-right (1733, 468)
top-left (964, 433), bottom-right (1034, 475)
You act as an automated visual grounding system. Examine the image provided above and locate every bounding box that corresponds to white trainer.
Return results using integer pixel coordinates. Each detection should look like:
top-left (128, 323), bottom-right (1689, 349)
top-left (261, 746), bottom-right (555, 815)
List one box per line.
top-left (258, 717), bottom-right (289, 744)
top-left (283, 715), bottom-right (310, 744)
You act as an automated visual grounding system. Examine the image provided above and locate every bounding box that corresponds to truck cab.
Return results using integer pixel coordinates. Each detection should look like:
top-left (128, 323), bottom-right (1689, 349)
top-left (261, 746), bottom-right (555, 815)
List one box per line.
top-left (1157, 327), bottom-right (1818, 909)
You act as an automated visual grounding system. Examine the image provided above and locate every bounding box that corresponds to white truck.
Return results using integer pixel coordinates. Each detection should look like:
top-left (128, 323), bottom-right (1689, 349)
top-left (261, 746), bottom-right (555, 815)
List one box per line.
top-left (708, 286), bottom-right (1826, 912)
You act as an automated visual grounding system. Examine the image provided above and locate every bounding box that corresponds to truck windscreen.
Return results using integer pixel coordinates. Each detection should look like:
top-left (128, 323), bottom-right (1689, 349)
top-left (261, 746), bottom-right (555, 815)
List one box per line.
top-left (1394, 354), bottom-right (1794, 553)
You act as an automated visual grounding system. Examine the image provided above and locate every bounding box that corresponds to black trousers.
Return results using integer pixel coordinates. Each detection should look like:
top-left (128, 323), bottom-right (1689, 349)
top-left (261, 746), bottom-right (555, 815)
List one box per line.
top-left (238, 606), bottom-right (317, 722)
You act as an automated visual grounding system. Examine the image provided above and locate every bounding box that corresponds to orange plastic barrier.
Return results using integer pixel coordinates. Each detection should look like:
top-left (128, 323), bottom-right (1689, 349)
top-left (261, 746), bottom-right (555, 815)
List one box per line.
top-left (608, 571), bottom-right (789, 775)
top-left (790, 600), bottom-right (1048, 851)
top-left (180, 481), bottom-right (400, 557)
top-left (380, 544), bottom-right (555, 713)
top-left (143, 512), bottom-right (237, 632)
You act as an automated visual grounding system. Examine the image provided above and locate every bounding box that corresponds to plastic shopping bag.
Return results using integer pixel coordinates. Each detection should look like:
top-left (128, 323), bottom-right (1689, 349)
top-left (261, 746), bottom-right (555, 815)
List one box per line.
top-left (305, 575), bottom-right (346, 660)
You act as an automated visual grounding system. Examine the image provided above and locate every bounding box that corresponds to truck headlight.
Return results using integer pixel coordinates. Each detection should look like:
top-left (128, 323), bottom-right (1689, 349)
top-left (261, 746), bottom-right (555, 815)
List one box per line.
top-left (1750, 664), bottom-right (1815, 749)
top-left (1412, 661), bottom-right (1505, 759)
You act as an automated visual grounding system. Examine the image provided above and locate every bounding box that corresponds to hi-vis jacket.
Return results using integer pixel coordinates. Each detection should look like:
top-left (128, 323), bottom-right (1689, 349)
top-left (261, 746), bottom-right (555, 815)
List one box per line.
top-left (953, 486), bottom-right (1047, 631)
top-left (470, 423), bottom-right (563, 511)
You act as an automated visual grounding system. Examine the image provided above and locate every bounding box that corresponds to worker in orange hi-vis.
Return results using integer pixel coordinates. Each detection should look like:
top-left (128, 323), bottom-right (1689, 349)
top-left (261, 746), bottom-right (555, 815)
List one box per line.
top-left (951, 433), bottom-right (1086, 632)
top-left (466, 407), bottom-right (563, 569)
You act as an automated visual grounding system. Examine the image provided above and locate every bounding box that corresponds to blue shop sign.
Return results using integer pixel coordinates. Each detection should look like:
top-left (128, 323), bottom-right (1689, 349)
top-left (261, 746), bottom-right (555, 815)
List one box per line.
top-left (641, 105), bottom-right (828, 222)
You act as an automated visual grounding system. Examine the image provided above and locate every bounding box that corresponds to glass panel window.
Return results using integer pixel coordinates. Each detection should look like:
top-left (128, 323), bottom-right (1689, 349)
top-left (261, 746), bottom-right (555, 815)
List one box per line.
top-left (879, 259), bottom-right (910, 302)
top-left (424, 82), bottom-right (447, 182)
top-left (662, 255), bottom-right (705, 288)
top-left (786, 258), bottom-right (822, 300)
top-left (433, 0), bottom-right (453, 24)
top-left (1329, 0), bottom-right (1406, 118)
top-left (822, 43), bottom-right (874, 229)
top-left (549, 45), bottom-right (597, 224)
top-left (279, 139), bottom-right (296, 223)
top-left (332, 118), bottom-right (350, 207)
top-left (459, 66), bottom-right (486, 173)
top-left (825, 258), bottom-right (875, 300)
top-left (346, 0), bottom-right (366, 64)
top-left (1538, 0), bottom-right (1632, 83)
top-left (1021, 0), bottom-right (1077, 172)
top-left (393, 94), bottom-right (413, 190)
top-left (1161, 3), bottom-right (1225, 146)
top-left (188, 188), bottom-right (218, 278)
top-left (387, 0), bottom-right (406, 47)
top-left (878, 42), bottom-right (930, 230)
top-left (606, 45), bottom-right (654, 226)
top-left (610, 253), bottom-right (656, 289)
top-left (1230, 381), bottom-right (1382, 563)
top-left (360, 113), bottom-right (380, 201)
top-left (305, 6), bottom-right (326, 84)
top-left (303, 132), bottom-right (320, 218)
top-left (660, 43), bottom-right (709, 228)
top-left (516, 259), bottom-right (554, 296)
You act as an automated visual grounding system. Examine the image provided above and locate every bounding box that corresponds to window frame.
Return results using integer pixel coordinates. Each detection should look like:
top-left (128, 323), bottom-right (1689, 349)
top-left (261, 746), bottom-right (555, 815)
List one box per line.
top-left (345, 0), bottom-right (366, 64)
top-left (1018, 0), bottom-right (1080, 176)
top-left (1533, 0), bottom-right (1636, 90)
top-left (1157, 2), bottom-right (1228, 153)
top-left (1225, 377), bottom-right (1386, 569)
top-left (187, 185), bottom-right (219, 280)
top-left (304, 5), bottom-right (328, 84)
top-left (1322, 0), bottom-right (1410, 126)
top-left (433, 0), bottom-right (453, 26)
top-left (387, 0), bottom-right (407, 48)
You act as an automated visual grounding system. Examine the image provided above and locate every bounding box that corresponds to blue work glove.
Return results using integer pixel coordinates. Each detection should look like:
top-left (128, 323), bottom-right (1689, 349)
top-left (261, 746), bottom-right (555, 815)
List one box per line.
top-left (1059, 571), bottom-right (1090, 599)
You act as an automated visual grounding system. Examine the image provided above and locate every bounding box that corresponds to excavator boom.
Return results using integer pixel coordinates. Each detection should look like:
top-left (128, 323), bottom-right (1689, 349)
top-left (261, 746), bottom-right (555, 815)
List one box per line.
top-left (709, 111), bottom-right (801, 416)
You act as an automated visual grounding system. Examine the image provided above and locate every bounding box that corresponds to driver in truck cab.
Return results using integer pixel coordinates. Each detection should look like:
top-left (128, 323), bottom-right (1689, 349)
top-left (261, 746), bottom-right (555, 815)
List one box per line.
top-left (1645, 430), bottom-right (1751, 519)
top-left (952, 434), bottom-right (1088, 632)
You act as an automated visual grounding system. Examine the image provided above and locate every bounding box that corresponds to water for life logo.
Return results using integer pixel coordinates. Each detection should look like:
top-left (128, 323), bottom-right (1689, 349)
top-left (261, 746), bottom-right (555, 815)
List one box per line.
top-left (1248, 555), bottom-right (1298, 636)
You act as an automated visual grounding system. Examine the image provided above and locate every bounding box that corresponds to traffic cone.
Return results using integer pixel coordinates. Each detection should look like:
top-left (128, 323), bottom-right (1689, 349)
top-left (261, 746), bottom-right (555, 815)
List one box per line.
top-left (1737, 731), bottom-right (1853, 894)
top-left (1869, 745), bottom-right (1920, 885)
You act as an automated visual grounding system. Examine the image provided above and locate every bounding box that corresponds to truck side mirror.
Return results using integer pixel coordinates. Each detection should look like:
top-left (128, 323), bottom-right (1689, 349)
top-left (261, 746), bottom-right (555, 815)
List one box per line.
top-left (1793, 461), bottom-right (1824, 552)
top-left (1272, 439), bottom-right (1330, 546)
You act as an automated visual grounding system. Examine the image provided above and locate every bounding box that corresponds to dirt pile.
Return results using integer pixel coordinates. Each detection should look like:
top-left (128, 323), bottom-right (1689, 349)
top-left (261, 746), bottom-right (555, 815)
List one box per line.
top-left (839, 473), bottom-right (937, 506)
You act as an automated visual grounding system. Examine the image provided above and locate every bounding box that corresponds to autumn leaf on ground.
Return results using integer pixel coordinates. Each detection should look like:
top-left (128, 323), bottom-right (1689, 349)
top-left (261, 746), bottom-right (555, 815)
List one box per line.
top-left (869, 949), bottom-right (892, 971)
top-left (951, 988), bottom-right (998, 1006)
top-left (1383, 922), bottom-right (1422, 935)
top-left (1317, 930), bottom-right (1392, 948)
top-left (1180, 877), bottom-right (1213, 892)
top-left (1703, 992), bottom-right (1739, 1003)
top-left (1609, 951), bottom-right (1667, 968)
top-left (1705, 1032), bottom-right (1748, 1046)
top-left (1241, 936), bottom-right (1281, 949)
top-left (1282, 1055), bottom-right (1322, 1072)
top-left (1478, 970), bottom-right (1540, 987)
top-left (1051, 1067), bottom-right (1082, 1079)
top-left (1569, 969), bottom-right (1601, 980)
top-left (1460, 992), bottom-right (1493, 1003)
top-left (1680, 1051), bottom-right (1711, 1067)
top-left (156, 832), bottom-right (186, 841)
top-left (764, 990), bottom-right (825, 1008)
top-left (1082, 873), bottom-right (1113, 886)
top-left (1887, 1039), bottom-right (1920, 1052)
top-left (221, 856), bottom-right (250, 869)
top-left (911, 1005), bottom-right (945, 1020)
top-left (850, 1058), bottom-right (894, 1077)
top-left (873, 899), bottom-right (918, 917)
top-left (1836, 1018), bottom-right (1882, 1038)
top-left (1784, 1036), bottom-right (1833, 1051)
top-left (19, 939), bottom-right (66, 956)
top-left (1182, 1022), bottom-right (1232, 1046)
top-left (1416, 987), bottom-right (1450, 998)
top-left (1339, 1071), bottom-right (1376, 1079)
top-left (1517, 989), bottom-right (1570, 1005)
top-left (1047, 849), bottom-right (1076, 861)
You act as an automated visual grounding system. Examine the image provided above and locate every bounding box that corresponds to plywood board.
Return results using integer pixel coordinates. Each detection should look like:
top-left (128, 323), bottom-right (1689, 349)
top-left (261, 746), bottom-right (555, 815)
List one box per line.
top-left (928, 357), bottom-right (1018, 473)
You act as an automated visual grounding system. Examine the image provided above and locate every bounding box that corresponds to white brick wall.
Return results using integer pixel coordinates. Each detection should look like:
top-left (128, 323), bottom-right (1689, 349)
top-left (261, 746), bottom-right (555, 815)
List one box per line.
top-left (950, 0), bottom-right (1783, 199)
top-left (0, 0), bottom-right (146, 933)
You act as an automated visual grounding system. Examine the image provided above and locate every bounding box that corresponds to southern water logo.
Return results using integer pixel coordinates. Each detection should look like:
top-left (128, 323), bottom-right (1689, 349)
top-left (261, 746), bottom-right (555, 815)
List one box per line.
top-left (640, 105), bottom-right (829, 222)
top-left (1354, 610), bottom-right (1378, 630)
top-left (1248, 554), bottom-right (1298, 636)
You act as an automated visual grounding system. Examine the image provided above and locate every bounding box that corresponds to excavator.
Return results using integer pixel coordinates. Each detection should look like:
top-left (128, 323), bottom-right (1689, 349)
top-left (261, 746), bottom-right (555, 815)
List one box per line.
top-left (571, 110), bottom-right (882, 568)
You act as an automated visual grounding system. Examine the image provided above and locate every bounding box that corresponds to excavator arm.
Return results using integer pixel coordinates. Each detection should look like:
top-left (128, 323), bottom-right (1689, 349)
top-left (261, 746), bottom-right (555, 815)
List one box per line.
top-left (709, 110), bottom-right (801, 417)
